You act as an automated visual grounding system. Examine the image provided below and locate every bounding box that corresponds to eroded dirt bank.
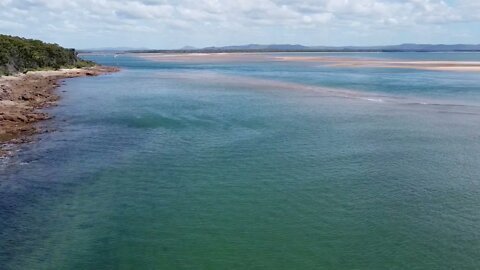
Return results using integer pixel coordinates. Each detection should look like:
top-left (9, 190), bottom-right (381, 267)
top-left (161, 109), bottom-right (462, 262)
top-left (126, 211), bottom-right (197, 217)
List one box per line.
top-left (0, 66), bottom-right (119, 157)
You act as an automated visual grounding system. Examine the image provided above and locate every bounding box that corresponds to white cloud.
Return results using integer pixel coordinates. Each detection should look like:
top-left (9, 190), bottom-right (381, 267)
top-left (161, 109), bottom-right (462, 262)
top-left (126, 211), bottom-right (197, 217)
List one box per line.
top-left (1, 0), bottom-right (479, 48)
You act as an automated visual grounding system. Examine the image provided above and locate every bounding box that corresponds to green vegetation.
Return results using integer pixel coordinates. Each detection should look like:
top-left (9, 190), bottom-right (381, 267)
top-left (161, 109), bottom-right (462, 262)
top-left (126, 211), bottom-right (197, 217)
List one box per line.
top-left (0, 34), bottom-right (94, 75)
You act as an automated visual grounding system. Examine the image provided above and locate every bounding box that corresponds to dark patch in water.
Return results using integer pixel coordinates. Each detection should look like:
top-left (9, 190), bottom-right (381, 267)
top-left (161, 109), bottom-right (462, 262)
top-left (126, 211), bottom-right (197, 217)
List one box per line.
top-left (103, 114), bottom-right (185, 129)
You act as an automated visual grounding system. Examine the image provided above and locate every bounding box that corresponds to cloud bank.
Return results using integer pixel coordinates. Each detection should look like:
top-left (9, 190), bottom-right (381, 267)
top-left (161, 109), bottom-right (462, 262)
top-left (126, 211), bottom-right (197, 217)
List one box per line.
top-left (1, 0), bottom-right (479, 48)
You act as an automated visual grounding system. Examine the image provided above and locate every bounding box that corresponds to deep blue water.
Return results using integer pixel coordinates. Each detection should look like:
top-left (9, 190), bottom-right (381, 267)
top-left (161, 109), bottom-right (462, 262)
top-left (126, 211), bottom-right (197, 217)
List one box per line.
top-left (1, 53), bottom-right (480, 269)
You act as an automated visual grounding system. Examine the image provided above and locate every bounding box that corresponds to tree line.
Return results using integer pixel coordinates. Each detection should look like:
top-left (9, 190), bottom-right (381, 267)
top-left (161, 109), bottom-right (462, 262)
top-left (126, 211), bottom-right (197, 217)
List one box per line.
top-left (0, 34), bottom-right (94, 75)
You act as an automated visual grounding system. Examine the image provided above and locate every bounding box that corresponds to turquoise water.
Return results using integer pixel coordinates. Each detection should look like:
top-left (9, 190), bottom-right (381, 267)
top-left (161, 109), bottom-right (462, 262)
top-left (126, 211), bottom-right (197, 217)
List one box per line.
top-left (1, 53), bottom-right (480, 269)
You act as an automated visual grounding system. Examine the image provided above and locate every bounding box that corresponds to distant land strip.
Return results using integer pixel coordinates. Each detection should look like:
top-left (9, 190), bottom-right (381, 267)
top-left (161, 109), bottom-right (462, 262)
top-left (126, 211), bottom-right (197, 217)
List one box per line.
top-left (77, 44), bottom-right (480, 54)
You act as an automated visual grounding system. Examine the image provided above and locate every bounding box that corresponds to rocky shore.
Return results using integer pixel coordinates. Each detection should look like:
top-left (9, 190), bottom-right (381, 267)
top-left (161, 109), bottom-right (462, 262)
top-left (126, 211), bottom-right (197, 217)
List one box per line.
top-left (0, 66), bottom-right (119, 157)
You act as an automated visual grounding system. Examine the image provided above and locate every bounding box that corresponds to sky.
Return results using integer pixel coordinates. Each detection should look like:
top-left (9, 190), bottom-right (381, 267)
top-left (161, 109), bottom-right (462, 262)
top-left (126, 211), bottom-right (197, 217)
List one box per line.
top-left (1, 0), bottom-right (480, 49)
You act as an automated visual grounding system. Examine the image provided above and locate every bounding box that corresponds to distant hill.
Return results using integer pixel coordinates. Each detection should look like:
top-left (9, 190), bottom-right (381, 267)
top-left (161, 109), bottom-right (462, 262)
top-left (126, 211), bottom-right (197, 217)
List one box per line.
top-left (204, 43), bottom-right (480, 52)
top-left (136, 43), bottom-right (480, 53)
top-left (202, 44), bottom-right (309, 51)
top-left (0, 34), bottom-right (93, 75)
top-left (180, 46), bottom-right (197, 50)
top-left (308, 44), bottom-right (480, 52)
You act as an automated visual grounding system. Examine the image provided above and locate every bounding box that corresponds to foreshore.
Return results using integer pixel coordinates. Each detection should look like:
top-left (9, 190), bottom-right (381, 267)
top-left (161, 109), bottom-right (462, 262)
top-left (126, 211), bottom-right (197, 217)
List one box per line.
top-left (0, 66), bottom-right (119, 157)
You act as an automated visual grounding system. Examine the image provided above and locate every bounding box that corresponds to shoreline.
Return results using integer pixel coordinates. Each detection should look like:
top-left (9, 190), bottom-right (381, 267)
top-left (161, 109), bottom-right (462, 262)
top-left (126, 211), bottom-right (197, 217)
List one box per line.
top-left (0, 66), bottom-right (119, 157)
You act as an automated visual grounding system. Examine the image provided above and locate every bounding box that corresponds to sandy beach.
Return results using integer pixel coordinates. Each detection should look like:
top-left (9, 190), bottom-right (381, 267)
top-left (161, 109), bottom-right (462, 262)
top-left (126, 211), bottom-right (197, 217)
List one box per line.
top-left (135, 53), bottom-right (480, 72)
top-left (0, 66), bottom-right (119, 157)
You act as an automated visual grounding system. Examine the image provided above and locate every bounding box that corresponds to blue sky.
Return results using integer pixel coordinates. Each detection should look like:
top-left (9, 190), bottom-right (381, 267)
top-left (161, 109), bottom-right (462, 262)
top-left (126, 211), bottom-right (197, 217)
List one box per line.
top-left (1, 0), bottom-right (479, 49)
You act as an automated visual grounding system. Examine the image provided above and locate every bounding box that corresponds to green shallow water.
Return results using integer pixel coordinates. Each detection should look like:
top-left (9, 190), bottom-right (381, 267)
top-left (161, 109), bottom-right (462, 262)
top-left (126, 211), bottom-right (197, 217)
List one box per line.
top-left (1, 54), bottom-right (480, 269)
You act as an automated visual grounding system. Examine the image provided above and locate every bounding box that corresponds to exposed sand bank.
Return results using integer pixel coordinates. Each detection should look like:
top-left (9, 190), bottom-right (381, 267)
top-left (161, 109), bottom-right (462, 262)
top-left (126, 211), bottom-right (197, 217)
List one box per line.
top-left (0, 66), bottom-right (119, 157)
top-left (277, 56), bottom-right (480, 72)
top-left (136, 53), bottom-right (480, 72)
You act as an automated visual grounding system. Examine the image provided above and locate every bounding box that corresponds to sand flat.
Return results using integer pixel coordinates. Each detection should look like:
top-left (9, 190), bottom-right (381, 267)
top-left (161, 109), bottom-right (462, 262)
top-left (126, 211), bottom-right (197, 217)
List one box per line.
top-left (136, 52), bottom-right (480, 72)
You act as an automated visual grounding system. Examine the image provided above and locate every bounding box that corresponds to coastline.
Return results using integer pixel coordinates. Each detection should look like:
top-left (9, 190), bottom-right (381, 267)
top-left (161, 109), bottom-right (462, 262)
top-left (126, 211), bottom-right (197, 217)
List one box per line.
top-left (0, 66), bottom-right (119, 157)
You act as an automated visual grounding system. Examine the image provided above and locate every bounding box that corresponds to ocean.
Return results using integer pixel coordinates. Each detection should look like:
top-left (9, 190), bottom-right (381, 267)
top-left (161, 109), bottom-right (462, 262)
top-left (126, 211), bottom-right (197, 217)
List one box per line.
top-left (1, 53), bottom-right (479, 269)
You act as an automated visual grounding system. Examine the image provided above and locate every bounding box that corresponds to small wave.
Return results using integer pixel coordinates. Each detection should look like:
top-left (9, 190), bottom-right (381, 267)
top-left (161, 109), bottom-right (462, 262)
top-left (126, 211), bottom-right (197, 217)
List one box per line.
top-left (404, 102), bottom-right (479, 108)
top-left (436, 110), bottom-right (480, 116)
top-left (363, 98), bottom-right (384, 103)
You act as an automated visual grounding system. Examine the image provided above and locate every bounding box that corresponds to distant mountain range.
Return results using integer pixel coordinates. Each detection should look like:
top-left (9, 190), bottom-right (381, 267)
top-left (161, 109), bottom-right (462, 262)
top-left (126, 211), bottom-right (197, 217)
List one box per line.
top-left (200, 44), bottom-right (309, 51)
top-left (137, 43), bottom-right (480, 53)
